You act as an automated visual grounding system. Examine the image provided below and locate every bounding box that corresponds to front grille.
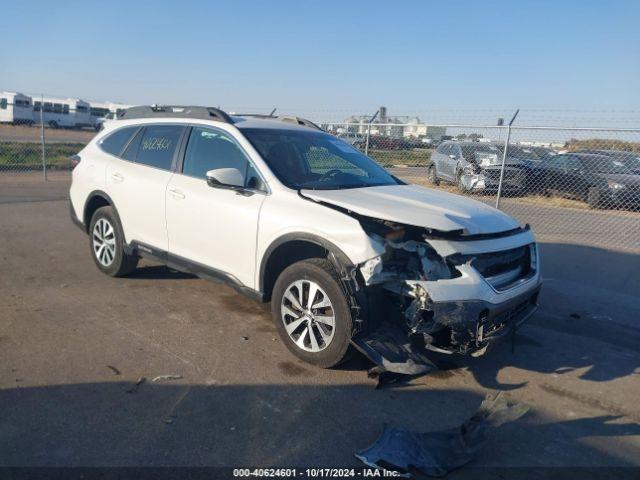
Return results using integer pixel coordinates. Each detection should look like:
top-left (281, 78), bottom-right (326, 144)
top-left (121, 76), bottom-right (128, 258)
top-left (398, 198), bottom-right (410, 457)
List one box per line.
top-left (470, 244), bottom-right (533, 290)
top-left (484, 168), bottom-right (522, 181)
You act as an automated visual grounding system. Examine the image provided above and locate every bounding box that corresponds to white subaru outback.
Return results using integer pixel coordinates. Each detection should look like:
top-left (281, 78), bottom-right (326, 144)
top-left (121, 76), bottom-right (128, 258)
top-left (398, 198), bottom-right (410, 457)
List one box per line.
top-left (70, 106), bottom-right (541, 373)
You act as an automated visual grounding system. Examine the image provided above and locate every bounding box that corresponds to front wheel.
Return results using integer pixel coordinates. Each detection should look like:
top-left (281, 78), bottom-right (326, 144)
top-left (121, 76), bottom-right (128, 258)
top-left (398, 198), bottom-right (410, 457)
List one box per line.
top-left (271, 259), bottom-right (353, 368)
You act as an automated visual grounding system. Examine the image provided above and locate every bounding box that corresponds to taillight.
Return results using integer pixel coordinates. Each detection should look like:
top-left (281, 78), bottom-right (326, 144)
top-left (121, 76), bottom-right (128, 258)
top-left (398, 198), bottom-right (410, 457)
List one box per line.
top-left (70, 154), bottom-right (81, 169)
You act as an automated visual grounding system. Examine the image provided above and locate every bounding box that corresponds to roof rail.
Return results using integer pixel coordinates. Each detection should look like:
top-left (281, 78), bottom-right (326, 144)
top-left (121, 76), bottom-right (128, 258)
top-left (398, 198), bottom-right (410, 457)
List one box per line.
top-left (275, 116), bottom-right (323, 131)
top-left (234, 114), bottom-right (322, 131)
top-left (118, 105), bottom-right (233, 123)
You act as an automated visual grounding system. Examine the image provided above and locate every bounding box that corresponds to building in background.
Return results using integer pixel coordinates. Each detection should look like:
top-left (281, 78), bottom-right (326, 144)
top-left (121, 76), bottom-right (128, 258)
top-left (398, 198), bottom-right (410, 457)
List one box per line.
top-left (324, 106), bottom-right (448, 141)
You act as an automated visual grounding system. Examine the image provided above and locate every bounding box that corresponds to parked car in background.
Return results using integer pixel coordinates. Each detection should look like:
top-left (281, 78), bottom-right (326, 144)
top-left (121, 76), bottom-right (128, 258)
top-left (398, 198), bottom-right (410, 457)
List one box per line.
top-left (337, 131), bottom-right (365, 146)
top-left (505, 146), bottom-right (558, 193)
top-left (540, 153), bottom-right (640, 208)
top-left (428, 141), bottom-right (530, 193)
top-left (575, 149), bottom-right (640, 175)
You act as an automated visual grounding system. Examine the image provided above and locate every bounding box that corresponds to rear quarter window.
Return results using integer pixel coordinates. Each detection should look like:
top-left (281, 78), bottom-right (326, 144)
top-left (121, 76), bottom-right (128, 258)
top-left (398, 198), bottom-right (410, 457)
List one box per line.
top-left (125, 125), bottom-right (185, 170)
top-left (99, 127), bottom-right (139, 157)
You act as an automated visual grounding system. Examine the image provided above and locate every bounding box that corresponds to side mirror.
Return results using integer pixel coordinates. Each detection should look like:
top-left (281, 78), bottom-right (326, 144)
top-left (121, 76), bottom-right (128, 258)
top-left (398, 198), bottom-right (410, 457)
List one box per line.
top-left (206, 168), bottom-right (245, 190)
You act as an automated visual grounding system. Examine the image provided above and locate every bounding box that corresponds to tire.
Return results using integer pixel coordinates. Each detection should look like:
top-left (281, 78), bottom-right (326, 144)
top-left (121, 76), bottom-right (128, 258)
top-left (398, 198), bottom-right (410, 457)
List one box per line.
top-left (271, 258), bottom-right (353, 368)
top-left (587, 187), bottom-right (602, 209)
top-left (89, 206), bottom-right (138, 277)
top-left (48, 121), bottom-right (58, 129)
top-left (427, 164), bottom-right (440, 185)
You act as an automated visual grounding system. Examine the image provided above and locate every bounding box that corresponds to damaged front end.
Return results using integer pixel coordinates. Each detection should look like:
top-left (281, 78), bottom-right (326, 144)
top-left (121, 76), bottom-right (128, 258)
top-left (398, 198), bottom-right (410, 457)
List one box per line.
top-left (349, 215), bottom-right (541, 373)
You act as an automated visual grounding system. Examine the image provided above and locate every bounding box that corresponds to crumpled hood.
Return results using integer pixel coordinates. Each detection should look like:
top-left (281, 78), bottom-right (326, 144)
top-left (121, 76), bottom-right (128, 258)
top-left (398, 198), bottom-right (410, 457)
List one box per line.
top-left (301, 184), bottom-right (520, 235)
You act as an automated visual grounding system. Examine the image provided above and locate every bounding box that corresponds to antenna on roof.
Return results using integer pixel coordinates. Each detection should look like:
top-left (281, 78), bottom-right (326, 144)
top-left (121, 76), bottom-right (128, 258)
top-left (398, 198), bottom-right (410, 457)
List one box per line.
top-left (269, 108), bottom-right (277, 117)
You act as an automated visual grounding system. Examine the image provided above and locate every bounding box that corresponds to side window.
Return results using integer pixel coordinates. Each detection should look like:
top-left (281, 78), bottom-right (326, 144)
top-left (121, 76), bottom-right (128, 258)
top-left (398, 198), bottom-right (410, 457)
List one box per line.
top-left (99, 127), bottom-right (139, 157)
top-left (246, 163), bottom-right (267, 191)
top-left (182, 127), bottom-right (252, 184)
top-left (548, 155), bottom-right (567, 170)
top-left (564, 155), bottom-right (582, 170)
top-left (0, 98), bottom-right (6, 109)
top-left (436, 143), bottom-right (447, 154)
top-left (132, 125), bottom-right (185, 170)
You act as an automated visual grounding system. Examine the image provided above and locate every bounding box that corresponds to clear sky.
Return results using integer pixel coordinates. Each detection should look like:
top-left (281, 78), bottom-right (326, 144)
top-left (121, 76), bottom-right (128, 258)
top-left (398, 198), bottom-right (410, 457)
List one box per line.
top-left (2, 0), bottom-right (639, 120)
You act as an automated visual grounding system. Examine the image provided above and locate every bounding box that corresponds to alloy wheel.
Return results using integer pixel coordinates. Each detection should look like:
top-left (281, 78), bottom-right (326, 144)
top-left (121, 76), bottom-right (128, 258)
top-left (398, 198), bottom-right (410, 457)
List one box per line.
top-left (281, 280), bottom-right (336, 352)
top-left (92, 218), bottom-right (116, 267)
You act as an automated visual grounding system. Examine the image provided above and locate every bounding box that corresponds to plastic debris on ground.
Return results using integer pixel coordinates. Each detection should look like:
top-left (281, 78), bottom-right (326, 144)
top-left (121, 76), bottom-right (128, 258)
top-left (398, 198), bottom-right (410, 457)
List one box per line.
top-left (355, 392), bottom-right (529, 477)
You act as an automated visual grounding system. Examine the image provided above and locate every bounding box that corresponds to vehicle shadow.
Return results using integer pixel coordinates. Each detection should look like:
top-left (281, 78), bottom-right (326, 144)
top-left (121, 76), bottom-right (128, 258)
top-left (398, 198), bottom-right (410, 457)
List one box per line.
top-left (444, 242), bottom-right (640, 390)
top-left (127, 264), bottom-right (196, 281)
top-left (0, 382), bottom-right (638, 470)
top-left (126, 242), bottom-right (640, 389)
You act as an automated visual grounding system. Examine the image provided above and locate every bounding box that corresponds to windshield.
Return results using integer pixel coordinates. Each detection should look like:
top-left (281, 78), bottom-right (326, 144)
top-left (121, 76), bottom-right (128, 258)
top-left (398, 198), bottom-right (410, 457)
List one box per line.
top-left (582, 156), bottom-right (633, 174)
top-left (509, 145), bottom-right (554, 162)
top-left (241, 128), bottom-right (400, 190)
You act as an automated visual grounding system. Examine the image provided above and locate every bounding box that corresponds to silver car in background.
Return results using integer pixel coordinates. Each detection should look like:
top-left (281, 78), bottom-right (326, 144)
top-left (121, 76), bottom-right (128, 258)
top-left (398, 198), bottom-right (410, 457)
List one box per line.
top-left (428, 141), bottom-right (535, 193)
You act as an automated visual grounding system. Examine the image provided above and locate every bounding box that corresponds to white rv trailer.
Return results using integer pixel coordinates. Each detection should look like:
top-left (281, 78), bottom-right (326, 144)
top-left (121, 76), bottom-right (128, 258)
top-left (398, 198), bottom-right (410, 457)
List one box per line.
top-left (89, 101), bottom-right (132, 130)
top-left (32, 96), bottom-right (92, 128)
top-left (0, 92), bottom-right (34, 125)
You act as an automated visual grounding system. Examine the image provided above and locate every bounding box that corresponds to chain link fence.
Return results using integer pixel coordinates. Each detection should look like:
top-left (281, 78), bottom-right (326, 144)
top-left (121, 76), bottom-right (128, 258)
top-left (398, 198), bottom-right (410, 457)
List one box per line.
top-left (1, 114), bottom-right (639, 253)
top-left (323, 121), bottom-right (640, 253)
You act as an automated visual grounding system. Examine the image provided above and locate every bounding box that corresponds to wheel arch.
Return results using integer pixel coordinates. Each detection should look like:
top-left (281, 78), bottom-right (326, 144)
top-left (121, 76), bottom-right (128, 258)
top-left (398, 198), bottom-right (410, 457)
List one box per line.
top-left (83, 190), bottom-right (119, 234)
top-left (259, 233), bottom-right (353, 302)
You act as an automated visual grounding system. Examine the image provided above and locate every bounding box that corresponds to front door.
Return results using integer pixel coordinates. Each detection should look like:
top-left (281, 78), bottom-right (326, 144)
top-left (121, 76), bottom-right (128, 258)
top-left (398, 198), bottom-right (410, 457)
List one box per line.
top-left (165, 126), bottom-right (267, 288)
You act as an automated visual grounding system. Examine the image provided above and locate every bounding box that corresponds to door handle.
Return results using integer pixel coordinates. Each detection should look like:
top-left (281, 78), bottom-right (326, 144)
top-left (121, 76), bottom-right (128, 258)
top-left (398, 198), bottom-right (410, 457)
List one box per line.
top-left (168, 188), bottom-right (186, 199)
top-left (111, 173), bottom-right (124, 183)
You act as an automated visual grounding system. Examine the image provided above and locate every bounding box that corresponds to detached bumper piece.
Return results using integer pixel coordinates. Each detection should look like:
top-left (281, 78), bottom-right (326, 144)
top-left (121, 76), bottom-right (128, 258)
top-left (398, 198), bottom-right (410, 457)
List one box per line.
top-left (355, 392), bottom-right (529, 477)
top-left (351, 323), bottom-right (436, 376)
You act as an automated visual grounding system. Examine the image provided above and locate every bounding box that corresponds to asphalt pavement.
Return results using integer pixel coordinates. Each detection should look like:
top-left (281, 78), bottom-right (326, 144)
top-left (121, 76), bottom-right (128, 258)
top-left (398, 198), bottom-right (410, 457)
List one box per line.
top-left (0, 177), bottom-right (639, 474)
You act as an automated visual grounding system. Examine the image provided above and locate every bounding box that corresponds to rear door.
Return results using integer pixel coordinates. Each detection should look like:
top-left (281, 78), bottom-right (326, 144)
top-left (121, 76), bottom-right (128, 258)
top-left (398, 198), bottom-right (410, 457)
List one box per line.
top-left (165, 126), bottom-right (267, 288)
top-left (432, 143), bottom-right (451, 180)
top-left (105, 124), bottom-right (186, 252)
top-left (563, 154), bottom-right (589, 199)
top-left (544, 154), bottom-right (568, 195)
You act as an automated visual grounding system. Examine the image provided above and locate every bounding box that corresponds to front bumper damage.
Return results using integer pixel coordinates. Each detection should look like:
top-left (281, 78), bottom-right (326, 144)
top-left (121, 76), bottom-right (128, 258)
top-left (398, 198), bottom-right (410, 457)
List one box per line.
top-left (347, 220), bottom-right (542, 375)
top-left (459, 166), bottom-right (526, 192)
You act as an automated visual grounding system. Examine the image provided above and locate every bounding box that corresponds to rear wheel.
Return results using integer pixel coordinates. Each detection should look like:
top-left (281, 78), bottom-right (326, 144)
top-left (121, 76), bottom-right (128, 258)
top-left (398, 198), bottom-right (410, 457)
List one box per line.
top-left (271, 259), bottom-right (353, 368)
top-left (427, 164), bottom-right (440, 185)
top-left (89, 206), bottom-right (138, 277)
